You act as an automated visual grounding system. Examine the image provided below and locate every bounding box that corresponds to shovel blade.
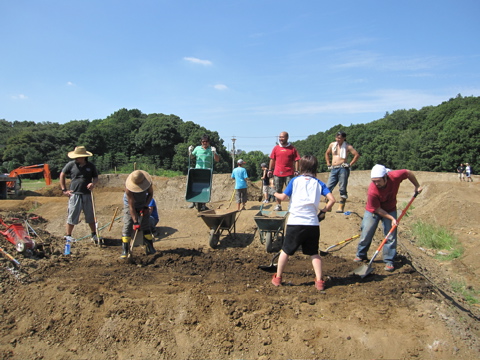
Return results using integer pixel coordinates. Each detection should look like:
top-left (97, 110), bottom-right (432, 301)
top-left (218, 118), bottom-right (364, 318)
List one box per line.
top-left (258, 264), bottom-right (277, 272)
top-left (353, 264), bottom-right (373, 278)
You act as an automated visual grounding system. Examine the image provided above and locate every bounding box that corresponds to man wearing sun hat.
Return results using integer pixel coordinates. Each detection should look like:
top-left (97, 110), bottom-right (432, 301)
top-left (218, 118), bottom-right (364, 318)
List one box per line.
top-left (121, 170), bottom-right (156, 258)
top-left (354, 164), bottom-right (422, 272)
top-left (60, 146), bottom-right (99, 245)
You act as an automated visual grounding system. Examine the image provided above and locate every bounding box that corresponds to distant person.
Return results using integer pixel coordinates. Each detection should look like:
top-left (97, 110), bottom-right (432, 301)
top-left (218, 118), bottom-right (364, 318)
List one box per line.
top-left (268, 131), bottom-right (301, 211)
top-left (231, 159), bottom-right (249, 211)
top-left (121, 170), bottom-right (156, 258)
top-left (268, 177), bottom-right (276, 202)
top-left (270, 155), bottom-right (335, 291)
top-left (354, 164), bottom-right (423, 272)
top-left (59, 146), bottom-right (99, 245)
top-left (324, 131), bottom-right (360, 213)
top-left (457, 163), bottom-right (465, 181)
top-left (260, 163), bottom-right (269, 203)
top-left (148, 198), bottom-right (159, 234)
top-left (465, 163), bottom-right (473, 182)
top-left (188, 135), bottom-right (219, 211)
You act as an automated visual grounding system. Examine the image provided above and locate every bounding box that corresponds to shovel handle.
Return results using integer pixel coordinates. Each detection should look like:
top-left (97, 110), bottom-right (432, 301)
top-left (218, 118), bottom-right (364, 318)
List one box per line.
top-left (372, 192), bottom-right (418, 255)
top-left (108, 207), bottom-right (119, 232)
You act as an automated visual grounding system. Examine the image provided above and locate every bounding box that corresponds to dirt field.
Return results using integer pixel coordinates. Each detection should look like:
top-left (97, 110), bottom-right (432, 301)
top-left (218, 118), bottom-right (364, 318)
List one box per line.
top-left (0, 171), bottom-right (479, 359)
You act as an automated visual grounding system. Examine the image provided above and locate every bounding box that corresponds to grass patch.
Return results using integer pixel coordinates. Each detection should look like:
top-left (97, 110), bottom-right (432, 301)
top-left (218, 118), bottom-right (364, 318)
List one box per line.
top-left (400, 201), bottom-right (415, 217)
top-left (412, 220), bottom-right (463, 260)
top-left (19, 179), bottom-right (57, 191)
top-left (451, 281), bottom-right (480, 305)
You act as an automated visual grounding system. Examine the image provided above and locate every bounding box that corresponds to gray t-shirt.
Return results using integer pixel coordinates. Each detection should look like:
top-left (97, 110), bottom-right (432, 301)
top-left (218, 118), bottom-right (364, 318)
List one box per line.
top-left (61, 160), bottom-right (99, 194)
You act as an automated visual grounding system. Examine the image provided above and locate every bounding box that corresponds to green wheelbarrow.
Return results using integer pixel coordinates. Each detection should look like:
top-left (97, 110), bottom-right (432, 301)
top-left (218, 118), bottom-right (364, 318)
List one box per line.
top-left (254, 204), bottom-right (288, 253)
top-left (185, 155), bottom-right (214, 211)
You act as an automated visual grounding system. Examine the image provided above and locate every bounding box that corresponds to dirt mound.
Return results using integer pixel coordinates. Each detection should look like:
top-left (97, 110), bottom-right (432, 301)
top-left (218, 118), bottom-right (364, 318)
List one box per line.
top-left (0, 171), bottom-right (480, 359)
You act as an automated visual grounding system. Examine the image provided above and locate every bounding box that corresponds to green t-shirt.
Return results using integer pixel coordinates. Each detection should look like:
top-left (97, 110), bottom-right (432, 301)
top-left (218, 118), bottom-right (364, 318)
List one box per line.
top-left (192, 146), bottom-right (214, 169)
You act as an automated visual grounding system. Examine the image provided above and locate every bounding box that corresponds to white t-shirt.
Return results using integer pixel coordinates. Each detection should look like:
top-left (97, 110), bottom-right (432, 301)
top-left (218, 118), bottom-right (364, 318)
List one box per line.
top-left (283, 175), bottom-right (331, 226)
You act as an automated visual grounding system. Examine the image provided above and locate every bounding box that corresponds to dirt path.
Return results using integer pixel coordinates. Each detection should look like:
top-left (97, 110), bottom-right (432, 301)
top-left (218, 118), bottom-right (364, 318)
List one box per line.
top-left (0, 171), bottom-right (479, 359)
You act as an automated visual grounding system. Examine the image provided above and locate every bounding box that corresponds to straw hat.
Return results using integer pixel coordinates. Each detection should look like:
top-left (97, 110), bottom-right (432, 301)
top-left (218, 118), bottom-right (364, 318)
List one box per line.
top-left (125, 170), bottom-right (152, 193)
top-left (68, 146), bottom-right (93, 159)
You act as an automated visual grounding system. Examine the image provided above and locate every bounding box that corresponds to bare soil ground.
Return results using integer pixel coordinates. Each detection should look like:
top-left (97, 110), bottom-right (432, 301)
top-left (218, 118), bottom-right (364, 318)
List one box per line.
top-left (0, 171), bottom-right (479, 359)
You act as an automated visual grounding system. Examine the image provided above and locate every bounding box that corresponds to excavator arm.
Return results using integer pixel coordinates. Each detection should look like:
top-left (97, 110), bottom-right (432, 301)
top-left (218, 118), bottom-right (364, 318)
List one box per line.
top-left (7, 164), bottom-right (52, 189)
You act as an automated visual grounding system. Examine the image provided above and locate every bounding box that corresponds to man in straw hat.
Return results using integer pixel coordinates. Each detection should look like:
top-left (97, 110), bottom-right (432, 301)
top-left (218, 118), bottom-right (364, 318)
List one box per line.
top-left (121, 170), bottom-right (156, 258)
top-left (354, 164), bottom-right (422, 272)
top-left (60, 146), bottom-right (99, 244)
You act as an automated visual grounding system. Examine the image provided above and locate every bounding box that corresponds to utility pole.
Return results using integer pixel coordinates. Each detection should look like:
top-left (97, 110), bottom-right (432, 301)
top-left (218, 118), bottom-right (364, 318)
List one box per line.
top-left (231, 136), bottom-right (236, 171)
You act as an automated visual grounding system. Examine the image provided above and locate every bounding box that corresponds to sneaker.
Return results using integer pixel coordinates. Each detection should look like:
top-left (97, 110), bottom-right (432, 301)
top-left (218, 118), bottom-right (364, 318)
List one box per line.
top-left (91, 234), bottom-right (99, 245)
top-left (384, 263), bottom-right (394, 272)
top-left (274, 205), bottom-right (282, 211)
top-left (271, 274), bottom-right (282, 286)
top-left (315, 279), bottom-right (325, 291)
top-left (262, 200), bottom-right (269, 204)
top-left (354, 256), bottom-right (367, 262)
top-left (64, 235), bottom-right (75, 242)
top-left (188, 203), bottom-right (195, 209)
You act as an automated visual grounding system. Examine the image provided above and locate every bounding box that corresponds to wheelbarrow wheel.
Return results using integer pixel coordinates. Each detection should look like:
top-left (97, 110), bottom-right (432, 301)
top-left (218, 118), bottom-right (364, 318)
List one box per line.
top-left (209, 229), bottom-right (220, 249)
top-left (265, 232), bottom-right (273, 253)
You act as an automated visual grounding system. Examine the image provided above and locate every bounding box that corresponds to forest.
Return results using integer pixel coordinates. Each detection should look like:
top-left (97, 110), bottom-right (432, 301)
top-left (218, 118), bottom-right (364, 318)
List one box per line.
top-left (1, 94), bottom-right (478, 181)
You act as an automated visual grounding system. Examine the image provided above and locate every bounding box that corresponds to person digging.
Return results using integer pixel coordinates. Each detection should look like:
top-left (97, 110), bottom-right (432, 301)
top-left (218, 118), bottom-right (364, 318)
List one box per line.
top-left (121, 170), bottom-right (156, 258)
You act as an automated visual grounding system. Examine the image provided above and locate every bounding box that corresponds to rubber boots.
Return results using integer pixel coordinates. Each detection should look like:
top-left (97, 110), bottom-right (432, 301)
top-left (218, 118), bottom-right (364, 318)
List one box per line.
top-left (336, 199), bottom-right (346, 213)
top-left (144, 233), bottom-right (156, 255)
top-left (121, 236), bottom-right (130, 258)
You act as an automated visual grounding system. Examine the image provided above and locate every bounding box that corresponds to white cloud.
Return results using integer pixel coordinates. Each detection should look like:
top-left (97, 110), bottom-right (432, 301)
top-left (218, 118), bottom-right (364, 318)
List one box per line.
top-left (11, 94), bottom-right (28, 100)
top-left (213, 84), bottom-right (228, 91)
top-left (67, 81), bottom-right (75, 86)
top-left (183, 57), bottom-right (212, 66)
top-left (252, 89), bottom-right (455, 116)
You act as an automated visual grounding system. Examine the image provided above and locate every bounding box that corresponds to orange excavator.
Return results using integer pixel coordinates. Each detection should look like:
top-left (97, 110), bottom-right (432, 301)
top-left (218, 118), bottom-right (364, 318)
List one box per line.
top-left (7, 164), bottom-right (52, 190)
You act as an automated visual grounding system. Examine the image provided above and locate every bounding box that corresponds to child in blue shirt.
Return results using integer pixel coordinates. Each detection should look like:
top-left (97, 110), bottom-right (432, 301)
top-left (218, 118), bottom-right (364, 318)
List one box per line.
top-left (231, 159), bottom-right (249, 211)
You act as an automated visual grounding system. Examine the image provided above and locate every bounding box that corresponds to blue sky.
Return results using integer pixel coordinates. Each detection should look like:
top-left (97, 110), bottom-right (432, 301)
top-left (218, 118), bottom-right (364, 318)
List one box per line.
top-left (1, 0), bottom-right (479, 154)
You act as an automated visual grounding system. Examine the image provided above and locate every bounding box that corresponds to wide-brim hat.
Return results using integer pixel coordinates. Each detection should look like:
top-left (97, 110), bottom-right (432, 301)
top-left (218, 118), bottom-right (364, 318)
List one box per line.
top-left (68, 146), bottom-right (93, 158)
top-left (125, 170), bottom-right (152, 193)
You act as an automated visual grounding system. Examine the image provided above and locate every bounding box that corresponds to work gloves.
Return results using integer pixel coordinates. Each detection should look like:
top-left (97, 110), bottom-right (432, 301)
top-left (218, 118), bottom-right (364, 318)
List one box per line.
top-left (133, 222), bottom-right (140, 231)
top-left (211, 146), bottom-right (216, 153)
top-left (317, 210), bottom-right (326, 222)
top-left (327, 166), bottom-right (333, 170)
top-left (188, 145), bottom-right (194, 155)
top-left (267, 170), bottom-right (273, 178)
top-left (342, 163), bottom-right (350, 168)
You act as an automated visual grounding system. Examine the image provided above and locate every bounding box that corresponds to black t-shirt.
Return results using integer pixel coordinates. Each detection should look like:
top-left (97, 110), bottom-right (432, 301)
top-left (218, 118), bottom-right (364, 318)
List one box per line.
top-left (62, 160), bottom-right (99, 194)
top-left (262, 169), bottom-right (269, 186)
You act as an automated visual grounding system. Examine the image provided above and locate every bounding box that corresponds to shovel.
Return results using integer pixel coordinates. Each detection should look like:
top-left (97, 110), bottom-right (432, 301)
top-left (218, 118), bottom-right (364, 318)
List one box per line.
top-left (226, 188), bottom-right (236, 210)
top-left (258, 251), bottom-right (281, 272)
top-left (91, 190), bottom-right (102, 246)
top-left (321, 234), bottom-right (360, 255)
top-left (353, 192), bottom-right (418, 278)
top-left (127, 213), bottom-right (143, 264)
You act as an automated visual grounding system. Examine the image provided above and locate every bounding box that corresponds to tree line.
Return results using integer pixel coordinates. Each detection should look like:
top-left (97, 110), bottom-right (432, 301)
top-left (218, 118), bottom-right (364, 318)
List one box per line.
top-left (1, 95), bottom-right (478, 181)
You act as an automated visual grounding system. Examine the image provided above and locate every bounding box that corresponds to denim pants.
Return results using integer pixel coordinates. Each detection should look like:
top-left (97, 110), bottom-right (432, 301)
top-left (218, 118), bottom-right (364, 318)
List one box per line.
top-left (326, 167), bottom-right (350, 199)
top-left (356, 210), bottom-right (397, 265)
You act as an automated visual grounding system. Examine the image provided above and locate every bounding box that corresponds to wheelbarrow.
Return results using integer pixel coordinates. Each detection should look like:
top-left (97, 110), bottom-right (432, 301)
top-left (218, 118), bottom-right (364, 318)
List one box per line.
top-left (0, 218), bottom-right (36, 253)
top-left (185, 153), bottom-right (214, 211)
top-left (254, 204), bottom-right (288, 253)
top-left (198, 209), bottom-right (240, 248)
